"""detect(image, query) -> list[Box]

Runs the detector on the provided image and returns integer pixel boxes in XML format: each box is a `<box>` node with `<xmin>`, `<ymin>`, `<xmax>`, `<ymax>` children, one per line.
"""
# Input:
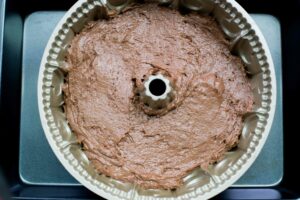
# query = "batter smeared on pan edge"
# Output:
<box><xmin>63</xmin><ymin>3</ymin><xmax>254</xmax><ymax>189</ymax></box>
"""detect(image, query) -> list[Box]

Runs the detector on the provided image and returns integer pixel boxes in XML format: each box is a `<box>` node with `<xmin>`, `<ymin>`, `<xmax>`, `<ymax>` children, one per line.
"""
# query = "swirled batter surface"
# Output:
<box><xmin>64</xmin><ymin>3</ymin><xmax>254</xmax><ymax>189</ymax></box>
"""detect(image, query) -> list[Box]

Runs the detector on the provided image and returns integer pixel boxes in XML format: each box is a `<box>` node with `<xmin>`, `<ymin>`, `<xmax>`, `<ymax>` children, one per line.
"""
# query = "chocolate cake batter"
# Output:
<box><xmin>64</xmin><ymin>4</ymin><xmax>254</xmax><ymax>189</ymax></box>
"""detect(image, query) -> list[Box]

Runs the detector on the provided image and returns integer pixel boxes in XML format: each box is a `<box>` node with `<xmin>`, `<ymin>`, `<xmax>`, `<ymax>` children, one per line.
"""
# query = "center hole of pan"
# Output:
<box><xmin>149</xmin><ymin>78</ymin><xmax>167</xmax><ymax>96</ymax></box>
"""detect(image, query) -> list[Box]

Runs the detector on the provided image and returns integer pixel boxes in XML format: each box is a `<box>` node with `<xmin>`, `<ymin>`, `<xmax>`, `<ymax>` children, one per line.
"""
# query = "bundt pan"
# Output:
<box><xmin>38</xmin><ymin>0</ymin><xmax>276</xmax><ymax>199</ymax></box>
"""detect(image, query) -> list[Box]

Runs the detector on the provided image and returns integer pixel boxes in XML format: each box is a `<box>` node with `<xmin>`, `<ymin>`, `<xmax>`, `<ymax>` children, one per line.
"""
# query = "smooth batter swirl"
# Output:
<box><xmin>64</xmin><ymin>4</ymin><xmax>254</xmax><ymax>189</ymax></box>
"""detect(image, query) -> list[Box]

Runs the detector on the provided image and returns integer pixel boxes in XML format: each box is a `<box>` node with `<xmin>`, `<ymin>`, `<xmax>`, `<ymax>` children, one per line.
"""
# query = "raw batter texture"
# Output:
<box><xmin>64</xmin><ymin>3</ymin><xmax>254</xmax><ymax>189</ymax></box>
